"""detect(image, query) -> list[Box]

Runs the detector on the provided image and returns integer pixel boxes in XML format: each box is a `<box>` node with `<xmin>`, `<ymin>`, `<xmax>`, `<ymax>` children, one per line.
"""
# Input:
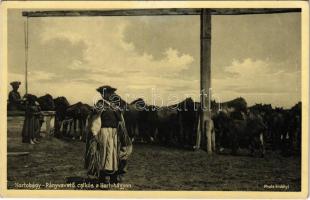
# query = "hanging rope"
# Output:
<box><xmin>24</xmin><ymin>17</ymin><xmax>29</xmax><ymax>95</ymax></box>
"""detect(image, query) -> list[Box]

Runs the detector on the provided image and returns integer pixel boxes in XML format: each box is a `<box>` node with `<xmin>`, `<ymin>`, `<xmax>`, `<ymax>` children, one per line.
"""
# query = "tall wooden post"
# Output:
<box><xmin>24</xmin><ymin>17</ymin><xmax>29</xmax><ymax>94</ymax></box>
<box><xmin>199</xmin><ymin>9</ymin><xmax>212</xmax><ymax>154</ymax></box>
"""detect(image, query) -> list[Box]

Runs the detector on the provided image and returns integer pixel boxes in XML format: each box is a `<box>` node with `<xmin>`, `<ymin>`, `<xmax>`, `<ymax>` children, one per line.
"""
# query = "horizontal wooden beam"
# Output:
<box><xmin>22</xmin><ymin>8</ymin><xmax>301</xmax><ymax>17</ymax></box>
<box><xmin>213</xmin><ymin>8</ymin><xmax>301</xmax><ymax>15</ymax></box>
<box><xmin>22</xmin><ymin>9</ymin><xmax>200</xmax><ymax>17</ymax></box>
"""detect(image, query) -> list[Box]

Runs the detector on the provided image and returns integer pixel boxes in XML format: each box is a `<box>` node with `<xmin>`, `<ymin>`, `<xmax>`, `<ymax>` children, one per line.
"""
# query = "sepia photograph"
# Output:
<box><xmin>0</xmin><ymin>1</ymin><xmax>308</xmax><ymax>198</ymax></box>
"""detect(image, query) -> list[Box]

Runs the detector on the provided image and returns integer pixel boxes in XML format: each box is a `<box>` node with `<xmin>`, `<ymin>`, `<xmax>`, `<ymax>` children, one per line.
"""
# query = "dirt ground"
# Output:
<box><xmin>7</xmin><ymin>117</ymin><xmax>301</xmax><ymax>191</ymax></box>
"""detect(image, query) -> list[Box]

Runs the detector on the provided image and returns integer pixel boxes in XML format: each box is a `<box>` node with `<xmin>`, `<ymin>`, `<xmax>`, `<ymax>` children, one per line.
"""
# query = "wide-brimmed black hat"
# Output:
<box><xmin>96</xmin><ymin>85</ymin><xmax>117</xmax><ymax>94</ymax></box>
<box><xmin>10</xmin><ymin>81</ymin><xmax>21</xmax><ymax>87</ymax></box>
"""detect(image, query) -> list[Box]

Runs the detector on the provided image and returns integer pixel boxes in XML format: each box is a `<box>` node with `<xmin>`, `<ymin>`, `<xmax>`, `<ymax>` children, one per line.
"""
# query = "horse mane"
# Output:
<box><xmin>54</xmin><ymin>96</ymin><xmax>70</xmax><ymax>107</ymax></box>
<box><xmin>68</xmin><ymin>101</ymin><xmax>83</xmax><ymax>109</ymax></box>
<box><xmin>130</xmin><ymin>98</ymin><xmax>145</xmax><ymax>105</ymax></box>
<box><xmin>291</xmin><ymin>102</ymin><xmax>301</xmax><ymax>112</ymax></box>
<box><xmin>24</xmin><ymin>93</ymin><xmax>38</xmax><ymax>103</ymax></box>
<box><xmin>39</xmin><ymin>93</ymin><xmax>53</xmax><ymax>100</ymax></box>
<box><xmin>249</xmin><ymin>103</ymin><xmax>273</xmax><ymax>113</ymax></box>
<box><xmin>165</xmin><ymin>97</ymin><xmax>194</xmax><ymax>111</ymax></box>
<box><xmin>221</xmin><ymin>97</ymin><xmax>247</xmax><ymax>112</ymax></box>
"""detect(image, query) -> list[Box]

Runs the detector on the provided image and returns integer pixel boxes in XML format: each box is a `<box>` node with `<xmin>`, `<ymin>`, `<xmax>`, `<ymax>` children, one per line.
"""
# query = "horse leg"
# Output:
<box><xmin>81</xmin><ymin>118</ymin><xmax>87</xmax><ymax>142</ymax></box>
<box><xmin>73</xmin><ymin>119</ymin><xmax>77</xmax><ymax>139</ymax></box>
<box><xmin>231</xmin><ymin>134</ymin><xmax>239</xmax><ymax>156</ymax></box>
<box><xmin>178</xmin><ymin>115</ymin><xmax>184</xmax><ymax>147</ymax></box>
<box><xmin>260</xmin><ymin>132</ymin><xmax>265</xmax><ymax>158</ymax></box>
<box><xmin>54</xmin><ymin>117</ymin><xmax>60</xmax><ymax>138</ymax></box>
<box><xmin>158</xmin><ymin>126</ymin><xmax>164</xmax><ymax>145</ymax></box>
<box><xmin>135</xmin><ymin>123</ymin><xmax>140</xmax><ymax>141</ymax></box>
<box><xmin>63</xmin><ymin>121</ymin><xmax>69</xmax><ymax>137</ymax></box>
<box><xmin>74</xmin><ymin>118</ymin><xmax>79</xmax><ymax>140</ymax></box>
<box><xmin>149</xmin><ymin>125</ymin><xmax>155</xmax><ymax>143</ymax></box>
<box><xmin>153</xmin><ymin>127</ymin><xmax>159</xmax><ymax>143</ymax></box>
<box><xmin>270</xmin><ymin>131</ymin><xmax>274</xmax><ymax>150</ymax></box>
<box><xmin>211</xmin><ymin>127</ymin><xmax>216</xmax><ymax>152</ymax></box>
<box><xmin>78</xmin><ymin>118</ymin><xmax>83</xmax><ymax>141</ymax></box>
<box><xmin>70</xmin><ymin>120</ymin><xmax>76</xmax><ymax>139</ymax></box>
<box><xmin>130</xmin><ymin>124</ymin><xmax>135</xmax><ymax>140</ymax></box>
<box><xmin>248</xmin><ymin>142</ymin><xmax>255</xmax><ymax>157</ymax></box>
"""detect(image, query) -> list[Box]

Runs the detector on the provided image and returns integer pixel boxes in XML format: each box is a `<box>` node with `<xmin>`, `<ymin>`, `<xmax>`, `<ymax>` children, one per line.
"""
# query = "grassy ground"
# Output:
<box><xmin>7</xmin><ymin>117</ymin><xmax>301</xmax><ymax>191</ymax></box>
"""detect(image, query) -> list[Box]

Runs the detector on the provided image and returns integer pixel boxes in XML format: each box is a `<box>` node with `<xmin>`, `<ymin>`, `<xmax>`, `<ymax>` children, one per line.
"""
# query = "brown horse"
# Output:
<box><xmin>37</xmin><ymin>94</ymin><xmax>55</xmax><ymax>111</ymax></box>
<box><xmin>65</xmin><ymin>102</ymin><xmax>92</xmax><ymax>141</ymax></box>
<box><xmin>54</xmin><ymin>96</ymin><xmax>70</xmax><ymax>138</ymax></box>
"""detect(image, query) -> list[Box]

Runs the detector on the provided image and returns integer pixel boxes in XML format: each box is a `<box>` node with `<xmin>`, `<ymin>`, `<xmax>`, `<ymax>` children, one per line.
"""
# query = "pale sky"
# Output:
<box><xmin>8</xmin><ymin>9</ymin><xmax>301</xmax><ymax>108</ymax></box>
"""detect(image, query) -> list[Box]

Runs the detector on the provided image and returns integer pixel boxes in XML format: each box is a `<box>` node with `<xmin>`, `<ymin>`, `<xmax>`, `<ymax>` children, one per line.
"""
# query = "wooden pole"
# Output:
<box><xmin>200</xmin><ymin>9</ymin><xmax>212</xmax><ymax>154</ymax></box>
<box><xmin>24</xmin><ymin>17</ymin><xmax>29</xmax><ymax>95</ymax></box>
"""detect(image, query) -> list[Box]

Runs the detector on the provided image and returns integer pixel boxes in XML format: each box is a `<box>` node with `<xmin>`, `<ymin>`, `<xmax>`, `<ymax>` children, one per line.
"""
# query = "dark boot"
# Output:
<box><xmin>110</xmin><ymin>174</ymin><xmax>118</xmax><ymax>184</ymax></box>
<box><xmin>99</xmin><ymin>171</ymin><xmax>110</xmax><ymax>184</ymax></box>
<box><xmin>118</xmin><ymin>174</ymin><xmax>124</xmax><ymax>183</ymax></box>
<box><xmin>118</xmin><ymin>160</ymin><xmax>128</xmax><ymax>174</ymax></box>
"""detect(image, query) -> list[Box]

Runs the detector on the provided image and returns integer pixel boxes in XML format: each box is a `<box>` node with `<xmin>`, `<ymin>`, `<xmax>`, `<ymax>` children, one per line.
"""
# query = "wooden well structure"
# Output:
<box><xmin>22</xmin><ymin>8</ymin><xmax>301</xmax><ymax>153</ymax></box>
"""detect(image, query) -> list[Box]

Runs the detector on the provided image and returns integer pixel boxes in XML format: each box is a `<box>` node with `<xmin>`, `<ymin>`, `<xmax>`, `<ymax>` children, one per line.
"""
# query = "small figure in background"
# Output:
<box><xmin>8</xmin><ymin>81</ymin><xmax>24</xmax><ymax>111</ymax></box>
<box><xmin>22</xmin><ymin>94</ymin><xmax>42</xmax><ymax>144</ymax></box>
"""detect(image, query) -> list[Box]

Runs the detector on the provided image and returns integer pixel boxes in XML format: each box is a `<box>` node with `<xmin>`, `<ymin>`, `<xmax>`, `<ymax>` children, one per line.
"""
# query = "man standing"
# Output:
<box><xmin>8</xmin><ymin>81</ymin><xmax>24</xmax><ymax>111</ymax></box>
<box><xmin>86</xmin><ymin>85</ymin><xmax>132</xmax><ymax>184</ymax></box>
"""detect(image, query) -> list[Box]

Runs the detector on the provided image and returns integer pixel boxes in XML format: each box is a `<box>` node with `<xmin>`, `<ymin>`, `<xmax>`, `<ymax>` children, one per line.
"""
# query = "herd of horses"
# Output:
<box><xmin>35</xmin><ymin>93</ymin><xmax>301</xmax><ymax>157</ymax></box>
